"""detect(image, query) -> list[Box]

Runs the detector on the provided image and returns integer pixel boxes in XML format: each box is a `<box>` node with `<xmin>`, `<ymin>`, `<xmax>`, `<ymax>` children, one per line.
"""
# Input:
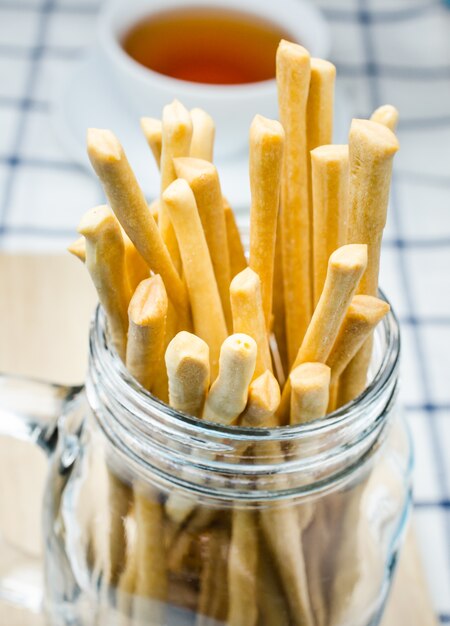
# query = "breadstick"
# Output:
<box><xmin>327</xmin><ymin>295</ymin><xmax>390</xmax><ymax>409</ymax></box>
<box><xmin>276</xmin><ymin>40</ymin><xmax>312</xmax><ymax>365</ymax></box>
<box><xmin>159</xmin><ymin>99</ymin><xmax>193</xmax><ymax>269</ymax></box>
<box><xmin>78</xmin><ymin>205</ymin><xmax>131</xmax><ymax>360</ymax></box>
<box><xmin>260</xmin><ymin>502</ymin><xmax>314</xmax><ymax>626</ymax></box>
<box><xmin>257</xmin><ymin>534</ymin><xmax>291</xmax><ymax>626</ymax></box>
<box><xmin>346</xmin><ymin>119</ymin><xmax>399</xmax><ymax>296</ymax></box>
<box><xmin>164</xmin><ymin>331</ymin><xmax>210</xmax><ymax>524</ymax></box>
<box><xmin>228</xmin><ymin>509</ymin><xmax>258</xmax><ymax>626</ymax></box>
<box><xmin>249</xmin><ymin>114</ymin><xmax>284</xmax><ymax>327</ymax></box>
<box><xmin>230</xmin><ymin>268</ymin><xmax>272</xmax><ymax>378</ymax></box>
<box><xmin>370</xmin><ymin>104</ymin><xmax>399</xmax><ymax>132</ymax></box>
<box><xmin>307</xmin><ymin>58</ymin><xmax>336</xmax><ymax>154</ymax></box>
<box><xmin>197</xmin><ymin>526</ymin><xmax>229</xmax><ymax>626</ymax></box>
<box><xmin>190</xmin><ymin>107</ymin><xmax>215</xmax><ymax>162</ymax></box>
<box><xmin>126</xmin><ymin>275</ymin><xmax>168</xmax><ymax>393</ymax></box>
<box><xmin>338</xmin><ymin>120</ymin><xmax>399</xmax><ymax>404</ymax></box>
<box><xmin>121</xmin><ymin>229</ymin><xmax>150</xmax><ymax>293</ymax></box>
<box><xmin>165</xmin><ymin>331</ymin><xmax>210</xmax><ymax>416</ymax></box>
<box><xmin>272</xmin><ymin>213</ymin><xmax>288</xmax><ymax>379</ymax></box>
<box><xmin>240</xmin><ymin>370</ymin><xmax>280</xmax><ymax>428</ymax></box>
<box><xmin>140</xmin><ymin>117</ymin><xmax>162</xmax><ymax>168</ymax></box>
<box><xmin>67</xmin><ymin>236</ymin><xmax>86</xmax><ymax>262</ymax></box>
<box><xmin>277</xmin><ymin>244</ymin><xmax>367</xmax><ymax>423</ymax></box>
<box><xmin>174</xmin><ymin>157</ymin><xmax>232</xmax><ymax>329</ymax></box>
<box><xmin>107</xmin><ymin>472</ymin><xmax>132</xmax><ymax>585</ymax></box>
<box><xmin>289</xmin><ymin>362</ymin><xmax>330</xmax><ymax>424</ymax></box>
<box><xmin>203</xmin><ymin>334</ymin><xmax>257</xmax><ymax>425</ymax></box>
<box><xmin>162</xmin><ymin>178</ymin><xmax>227</xmax><ymax>376</ymax></box>
<box><xmin>223</xmin><ymin>197</ymin><xmax>247</xmax><ymax>278</ymax></box>
<box><xmin>311</xmin><ymin>145</ymin><xmax>349</xmax><ymax>306</ymax></box>
<box><xmin>133</xmin><ymin>486</ymin><xmax>168</xmax><ymax>619</ymax></box>
<box><xmin>86</xmin><ymin>128</ymin><xmax>190</xmax><ymax>328</ymax></box>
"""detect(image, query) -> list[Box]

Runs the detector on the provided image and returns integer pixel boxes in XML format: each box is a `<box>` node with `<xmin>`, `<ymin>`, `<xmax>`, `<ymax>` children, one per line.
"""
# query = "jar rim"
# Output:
<box><xmin>88</xmin><ymin>288</ymin><xmax>400</xmax><ymax>444</ymax></box>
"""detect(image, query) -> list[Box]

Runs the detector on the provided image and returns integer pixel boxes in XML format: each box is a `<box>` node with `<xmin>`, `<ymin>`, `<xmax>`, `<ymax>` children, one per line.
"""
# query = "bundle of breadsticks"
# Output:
<box><xmin>69</xmin><ymin>38</ymin><xmax>399</xmax><ymax>626</ymax></box>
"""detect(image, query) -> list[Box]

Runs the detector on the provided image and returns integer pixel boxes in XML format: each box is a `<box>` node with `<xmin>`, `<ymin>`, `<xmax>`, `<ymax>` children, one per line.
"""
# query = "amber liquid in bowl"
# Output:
<box><xmin>122</xmin><ymin>8</ymin><xmax>293</xmax><ymax>85</ymax></box>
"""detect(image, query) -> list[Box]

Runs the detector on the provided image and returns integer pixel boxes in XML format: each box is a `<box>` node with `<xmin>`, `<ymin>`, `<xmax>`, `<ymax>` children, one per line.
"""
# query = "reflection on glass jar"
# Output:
<box><xmin>37</xmin><ymin>297</ymin><xmax>412</xmax><ymax>626</ymax></box>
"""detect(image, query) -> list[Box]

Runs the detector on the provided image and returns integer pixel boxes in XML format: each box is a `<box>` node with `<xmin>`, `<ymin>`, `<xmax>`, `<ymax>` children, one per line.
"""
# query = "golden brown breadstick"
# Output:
<box><xmin>78</xmin><ymin>205</ymin><xmax>131</xmax><ymax>360</ymax></box>
<box><xmin>126</xmin><ymin>275</ymin><xmax>168</xmax><ymax>393</ymax></box>
<box><xmin>203</xmin><ymin>334</ymin><xmax>257</xmax><ymax>425</ymax></box>
<box><xmin>327</xmin><ymin>296</ymin><xmax>389</xmax><ymax>412</ymax></box>
<box><xmin>346</xmin><ymin>119</ymin><xmax>399</xmax><ymax>296</ymax></box>
<box><xmin>272</xmin><ymin>213</ymin><xmax>288</xmax><ymax>379</ymax></box>
<box><xmin>197</xmin><ymin>526</ymin><xmax>229</xmax><ymax>625</ymax></box>
<box><xmin>162</xmin><ymin>178</ymin><xmax>227</xmax><ymax>376</ymax></box>
<box><xmin>107</xmin><ymin>472</ymin><xmax>132</xmax><ymax>585</ymax></box>
<box><xmin>257</xmin><ymin>535</ymin><xmax>291</xmax><ymax>626</ymax></box>
<box><xmin>277</xmin><ymin>244</ymin><xmax>367</xmax><ymax>423</ymax></box>
<box><xmin>190</xmin><ymin>107</ymin><xmax>215</xmax><ymax>162</ymax></box>
<box><xmin>165</xmin><ymin>331</ymin><xmax>210</xmax><ymax>416</ymax></box>
<box><xmin>338</xmin><ymin>120</ymin><xmax>399</xmax><ymax>404</ymax></box>
<box><xmin>86</xmin><ymin>128</ymin><xmax>190</xmax><ymax>327</ymax></box>
<box><xmin>311</xmin><ymin>145</ymin><xmax>349</xmax><ymax>306</ymax></box>
<box><xmin>67</xmin><ymin>236</ymin><xmax>86</xmax><ymax>262</ymax></box>
<box><xmin>228</xmin><ymin>509</ymin><xmax>258</xmax><ymax>626</ymax></box>
<box><xmin>370</xmin><ymin>104</ymin><xmax>399</xmax><ymax>132</ymax></box>
<box><xmin>260</xmin><ymin>503</ymin><xmax>314</xmax><ymax>626</ymax></box>
<box><xmin>223</xmin><ymin>197</ymin><xmax>247</xmax><ymax>279</ymax></box>
<box><xmin>68</xmin><ymin>230</ymin><xmax>149</xmax><ymax>295</ymax></box>
<box><xmin>140</xmin><ymin>117</ymin><xmax>162</xmax><ymax>168</ymax></box>
<box><xmin>276</xmin><ymin>40</ymin><xmax>312</xmax><ymax>365</ymax></box>
<box><xmin>307</xmin><ymin>58</ymin><xmax>336</xmax><ymax>154</ymax></box>
<box><xmin>121</xmin><ymin>229</ymin><xmax>150</xmax><ymax>293</ymax></box>
<box><xmin>289</xmin><ymin>362</ymin><xmax>330</xmax><ymax>424</ymax></box>
<box><xmin>327</xmin><ymin>295</ymin><xmax>390</xmax><ymax>384</ymax></box>
<box><xmin>133</xmin><ymin>487</ymin><xmax>168</xmax><ymax>615</ymax></box>
<box><xmin>174</xmin><ymin>156</ymin><xmax>232</xmax><ymax>330</ymax></box>
<box><xmin>240</xmin><ymin>370</ymin><xmax>280</xmax><ymax>428</ymax></box>
<box><xmin>230</xmin><ymin>268</ymin><xmax>272</xmax><ymax>378</ymax></box>
<box><xmin>149</xmin><ymin>197</ymin><xmax>160</xmax><ymax>223</ymax></box>
<box><xmin>164</xmin><ymin>332</ymin><xmax>210</xmax><ymax>524</ymax></box>
<box><xmin>249</xmin><ymin>114</ymin><xmax>284</xmax><ymax>327</ymax></box>
<box><xmin>159</xmin><ymin>100</ymin><xmax>192</xmax><ymax>271</ymax></box>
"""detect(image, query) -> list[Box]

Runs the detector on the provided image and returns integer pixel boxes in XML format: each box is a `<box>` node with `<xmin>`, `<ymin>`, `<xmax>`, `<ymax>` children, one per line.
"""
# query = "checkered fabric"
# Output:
<box><xmin>0</xmin><ymin>0</ymin><xmax>449</xmax><ymax>620</ymax></box>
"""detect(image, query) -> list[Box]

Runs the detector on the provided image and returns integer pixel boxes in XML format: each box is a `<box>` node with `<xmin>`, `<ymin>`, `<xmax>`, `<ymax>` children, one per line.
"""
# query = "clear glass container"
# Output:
<box><xmin>0</xmin><ymin>295</ymin><xmax>412</xmax><ymax>626</ymax></box>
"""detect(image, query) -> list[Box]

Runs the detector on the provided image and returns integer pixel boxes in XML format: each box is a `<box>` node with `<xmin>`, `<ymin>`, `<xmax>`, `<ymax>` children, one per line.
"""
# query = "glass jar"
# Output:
<box><xmin>0</xmin><ymin>294</ymin><xmax>412</xmax><ymax>626</ymax></box>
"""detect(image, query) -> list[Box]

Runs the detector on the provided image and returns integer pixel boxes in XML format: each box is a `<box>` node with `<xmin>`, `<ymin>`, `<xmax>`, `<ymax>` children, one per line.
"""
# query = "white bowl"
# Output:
<box><xmin>98</xmin><ymin>0</ymin><xmax>330</xmax><ymax>157</ymax></box>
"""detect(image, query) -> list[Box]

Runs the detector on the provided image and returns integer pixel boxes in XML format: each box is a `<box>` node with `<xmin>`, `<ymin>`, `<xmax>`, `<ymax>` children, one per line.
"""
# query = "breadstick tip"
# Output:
<box><xmin>277</xmin><ymin>39</ymin><xmax>310</xmax><ymax>64</ymax></box>
<box><xmin>140</xmin><ymin>116</ymin><xmax>162</xmax><ymax>135</ymax></box>
<box><xmin>161</xmin><ymin>177</ymin><xmax>193</xmax><ymax>207</ymax></box>
<box><xmin>290</xmin><ymin>362</ymin><xmax>331</xmax><ymax>393</ymax></box>
<box><xmin>348</xmin><ymin>294</ymin><xmax>390</xmax><ymax>324</ymax></box>
<box><xmin>77</xmin><ymin>204</ymin><xmax>116</xmax><ymax>239</ymax></box>
<box><xmin>128</xmin><ymin>275</ymin><xmax>168</xmax><ymax>326</ymax></box>
<box><xmin>230</xmin><ymin>266</ymin><xmax>259</xmax><ymax>294</ymax></box>
<box><xmin>163</xmin><ymin>99</ymin><xmax>192</xmax><ymax>133</ymax></box>
<box><xmin>370</xmin><ymin>104</ymin><xmax>399</xmax><ymax>132</ymax></box>
<box><xmin>350</xmin><ymin>118</ymin><xmax>399</xmax><ymax>156</ymax></box>
<box><xmin>173</xmin><ymin>155</ymin><xmax>215</xmax><ymax>180</ymax></box>
<box><xmin>246</xmin><ymin>370</ymin><xmax>281</xmax><ymax>419</ymax></box>
<box><xmin>311</xmin><ymin>57</ymin><xmax>336</xmax><ymax>77</ymax></box>
<box><xmin>166</xmin><ymin>330</ymin><xmax>210</xmax><ymax>361</ymax></box>
<box><xmin>310</xmin><ymin>144</ymin><xmax>348</xmax><ymax>163</ymax></box>
<box><xmin>87</xmin><ymin>128</ymin><xmax>122</xmax><ymax>163</ymax></box>
<box><xmin>329</xmin><ymin>243</ymin><xmax>368</xmax><ymax>273</ymax></box>
<box><xmin>250</xmin><ymin>114</ymin><xmax>285</xmax><ymax>145</ymax></box>
<box><xmin>67</xmin><ymin>236</ymin><xmax>86</xmax><ymax>262</ymax></box>
<box><xmin>222</xmin><ymin>333</ymin><xmax>257</xmax><ymax>363</ymax></box>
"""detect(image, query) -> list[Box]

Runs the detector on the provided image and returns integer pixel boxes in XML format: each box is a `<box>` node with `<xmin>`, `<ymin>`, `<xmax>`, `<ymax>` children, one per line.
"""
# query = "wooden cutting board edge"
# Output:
<box><xmin>0</xmin><ymin>253</ymin><xmax>438</xmax><ymax>626</ymax></box>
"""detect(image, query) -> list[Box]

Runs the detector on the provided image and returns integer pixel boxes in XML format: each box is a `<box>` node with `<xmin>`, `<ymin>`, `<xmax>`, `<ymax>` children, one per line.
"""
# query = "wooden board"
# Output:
<box><xmin>0</xmin><ymin>253</ymin><xmax>438</xmax><ymax>626</ymax></box>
